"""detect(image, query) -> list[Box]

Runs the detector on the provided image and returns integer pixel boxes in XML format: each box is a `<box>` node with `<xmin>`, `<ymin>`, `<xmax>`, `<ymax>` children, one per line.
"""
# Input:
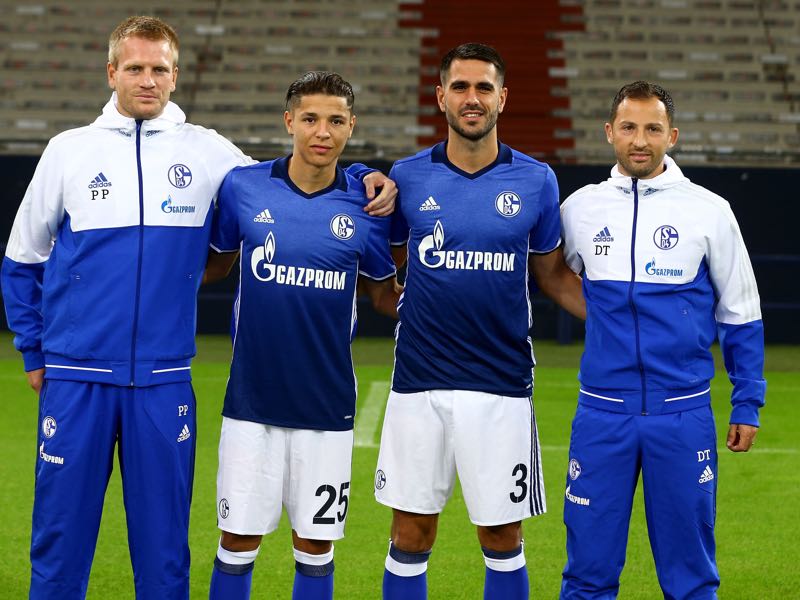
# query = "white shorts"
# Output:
<box><xmin>216</xmin><ymin>417</ymin><xmax>354</xmax><ymax>540</ymax></box>
<box><xmin>375</xmin><ymin>390</ymin><xmax>545</xmax><ymax>526</ymax></box>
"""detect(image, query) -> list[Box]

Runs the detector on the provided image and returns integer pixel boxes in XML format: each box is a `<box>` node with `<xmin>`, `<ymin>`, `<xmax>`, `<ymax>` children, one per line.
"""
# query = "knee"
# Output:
<box><xmin>391</xmin><ymin>510</ymin><xmax>438</xmax><ymax>552</ymax></box>
<box><xmin>292</xmin><ymin>533</ymin><xmax>333</xmax><ymax>556</ymax></box>
<box><xmin>220</xmin><ymin>531</ymin><xmax>262</xmax><ymax>553</ymax></box>
<box><xmin>477</xmin><ymin>522</ymin><xmax>522</xmax><ymax>552</ymax></box>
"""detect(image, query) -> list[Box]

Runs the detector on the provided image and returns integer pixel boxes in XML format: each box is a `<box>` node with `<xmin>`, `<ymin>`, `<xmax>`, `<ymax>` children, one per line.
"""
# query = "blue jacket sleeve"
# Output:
<box><xmin>718</xmin><ymin>321</ymin><xmax>766</xmax><ymax>427</ymax></box>
<box><xmin>707</xmin><ymin>197</ymin><xmax>766</xmax><ymax>427</ymax></box>
<box><xmin>2</xmin><ymin>257</ymin><xmax>46</xmax><ymax>371</ymax></box>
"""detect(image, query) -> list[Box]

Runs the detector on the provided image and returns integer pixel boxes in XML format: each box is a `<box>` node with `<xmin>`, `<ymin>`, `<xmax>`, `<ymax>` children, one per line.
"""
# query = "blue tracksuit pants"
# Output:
<box><xmin>30</xmin><ymin>379</ymin><xmax>197</xmax><ymax>600</ymax></box>
<box><xmin>561</xmin><ymin>404</ymin><xmax>720</xmax><ymax>600</ymax></box>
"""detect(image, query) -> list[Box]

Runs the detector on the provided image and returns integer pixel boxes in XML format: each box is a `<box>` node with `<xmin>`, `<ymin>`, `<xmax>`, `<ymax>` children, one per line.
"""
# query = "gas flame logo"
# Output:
<box><xmin>264</xmin><ymin>231</ymin><xmax>275</xmax><ymax>263</ymax></box>
<box><xmin>418</xmin><ymin>220</ymin><xmax>446</xmax><ymax>268</ymax></box>
<box><xmin>252</xmin><ymin>232</ymin><xmax>277</xmax><ymax>281</ymax></box>
<box><xmin>433</xmin><ymin>220</ymin><xmax>444</xmax><ymax>250</ymax></box>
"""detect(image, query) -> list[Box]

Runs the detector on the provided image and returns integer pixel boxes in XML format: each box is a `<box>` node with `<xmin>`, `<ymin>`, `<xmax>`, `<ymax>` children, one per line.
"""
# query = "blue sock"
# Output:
<box><xmin>292</xmin><ymin>547</ymin><xmax>334</xmax><ymax>600</ymax></box>
<box><xmin>482</xmin><ymin>545</ymin><xmax>528</xmax><ymax>600</ymax></box>
<box><xmin>383</xmin><ymin>541</ymin><xmax>430</xmax><ymax>600</ymax></box>
<box><xmin>209</xmin><ymin>545</ymin><xmax>259</xmax><ymax>600</ymax></box>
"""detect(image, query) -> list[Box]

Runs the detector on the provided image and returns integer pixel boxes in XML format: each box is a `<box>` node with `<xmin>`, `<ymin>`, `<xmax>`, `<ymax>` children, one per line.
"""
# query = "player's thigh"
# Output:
<box><xmin>31</xmin><ymin>380</ymin><xmax>119</xmax><ymax>572</ymax></box>
<box><xmin>375</xmin><ymin>390</ymin><xmax>456</xmax><ymax>515</ymax></box>
<box><xmin>123</xmin><ymin>382</ymin><xmax>197</xmax><ymax>494</ymax></box>
<box><xmin>216</xmin><ymin>417</ymin><xmax>286</xmax><ymax>536</ymax></box>
<box><xmin>562</xmin><ymin>405</ymin><xmax>640</xmax><ymax>544</ymax></box>
<box><xmin>640</xmin><ymin>405</ymin><xmax>718</xmax><ymax>538</ymax></box>
<box><xmin>453</xmin><ymin>391</ymin><xmax>544</xmax><ymax>525</ymax></box>
<box><xmin>35</xmin><ymin>380</ymin><xmax>118</xmax><ymax>495</ymax></box>
<box><xmin>639</xmin><ymin>406</ymin><xmax>719</xmax><ymax>597</ymax></box>
<box><xmin>285</xmin><ymin>428</ymin><xmax>354</xmax><ymax>541</ymax></box>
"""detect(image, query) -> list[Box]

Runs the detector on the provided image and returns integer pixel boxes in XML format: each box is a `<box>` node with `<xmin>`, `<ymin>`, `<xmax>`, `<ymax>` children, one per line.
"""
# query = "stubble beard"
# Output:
<box><xmin>617</xmin><ymin>152</ymin><xmax>663</xmax><ymax>179</ymax></box>
<box><xmin>445</xmin><ymin>106</ymin><xmax>499</xmax><ymax>142</ymax></box>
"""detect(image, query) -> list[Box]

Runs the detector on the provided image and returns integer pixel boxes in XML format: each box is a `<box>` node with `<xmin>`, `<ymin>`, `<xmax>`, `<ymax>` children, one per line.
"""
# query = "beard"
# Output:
<box><xmin>445</xmin><ymin>105</ymin><xmax>499</xmax><ymax>142</ymax></box>
<box><xmin>616</xmin><ymin>152</ymin><xmax>665</xmax><ymax>179</ymax></box>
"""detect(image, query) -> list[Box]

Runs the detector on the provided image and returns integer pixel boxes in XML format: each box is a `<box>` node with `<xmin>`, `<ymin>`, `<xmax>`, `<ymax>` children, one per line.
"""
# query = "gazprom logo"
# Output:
<box><xmin>161</xmin><ymin>196</ymin><xmax>196</xmax><ymax>214</ymax></box>
<box><xmin>645</xmin><ymin>258</ymin><xmax>683</xmax><ymax>277</ymax></box>
<box><xmin>251</xmin><ymin>231</ymin><xmax>346</xmax><ymax>290</ymax></box>
<box><xmin>418</xmin><ymin>220</ymin><xmax>514</xmax><ymax>271</ymax></box>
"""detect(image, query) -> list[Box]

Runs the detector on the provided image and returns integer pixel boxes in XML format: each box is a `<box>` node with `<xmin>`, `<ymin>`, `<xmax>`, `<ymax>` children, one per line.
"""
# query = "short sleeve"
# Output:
<box><xmin>359</xmin><ymin>215</ymin><xmax>396</xmax><ymax>280</ymax></box>
<box><xmin>529</xmin><ymin>166</ymin><xmax>562</xmax><ymax>254</ymax></box>
<box><xmin>210</xmin><ymin>170</ymin><xmax>241</xmax><ymax>252</ymax></box>
<box><xmin>388</xmin><ymin>165</ymin><xmax>409</xmax><ymax>245</ymax></box>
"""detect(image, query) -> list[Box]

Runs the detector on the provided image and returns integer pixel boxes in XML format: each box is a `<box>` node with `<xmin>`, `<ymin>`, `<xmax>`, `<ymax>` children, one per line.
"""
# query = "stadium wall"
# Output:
<box><xmin>0</xmin><ymin>156</ymin><xmax>797</xmax><ymax>343</ymax></box>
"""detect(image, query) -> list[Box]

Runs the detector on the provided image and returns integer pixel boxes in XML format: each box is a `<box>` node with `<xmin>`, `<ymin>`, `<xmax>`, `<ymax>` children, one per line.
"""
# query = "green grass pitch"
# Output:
<box><xmin>0</xmin><ymin>334</ymin><xmax>797</xmax><ymax>598</ymax></box>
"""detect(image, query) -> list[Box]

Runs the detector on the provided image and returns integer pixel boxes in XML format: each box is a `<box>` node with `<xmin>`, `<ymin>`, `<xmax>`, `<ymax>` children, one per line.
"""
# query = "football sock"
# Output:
<box><xmin>383</xmin><ymin>541</ymin><xmax>430</xmax><ymax>600</ymax></box>
<box><xmin>482</xmin><ymin>544</ymin><xmax>528</xmax><ymax>600</ymax></box>
<box><xmin>292</xmin><ymin>547</ymin><xmax>334</xmax><ymax>600</ymax></box>
<box><xmin>209</xmin><ymin>543</ymin><xmax>259</xmax><ymax>600</ymax></box>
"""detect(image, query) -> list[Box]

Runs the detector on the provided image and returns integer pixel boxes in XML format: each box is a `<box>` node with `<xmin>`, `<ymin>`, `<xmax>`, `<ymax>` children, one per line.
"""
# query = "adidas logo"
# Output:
<box><xmin>592</xmin><ymin>226</ymin><xmax>613</xmax><ymax>243</ymax></box>
<box><xmin>698</xmin><ymin>465</ymin><xmax>714</xmax><ymax>484</ymax></box>
<box><xmin>177</xmin><ymin>424</ymin><xmax>191</xmax><ymax>443</ymax></box>
<box><xmin>419</xmin><ymin>196</ymin><xmax>440</xmax><ymax>211</ymax></box>
<box><xmin>88</xmin><ymin>172</ymin><xmax>112</xmax><ymax>189</ymax></box>
<box><xmin>254</xmin><ymin>209</ymin><xmax>275</xmax><ymax>223</ymax></box>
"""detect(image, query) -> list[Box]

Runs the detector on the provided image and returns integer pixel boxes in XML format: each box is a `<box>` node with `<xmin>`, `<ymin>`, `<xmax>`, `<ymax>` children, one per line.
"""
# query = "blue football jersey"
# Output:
<box><xmin>211</xmin><ymin>157</ymin><xmax>395</xmax><ymax>431</ymax></box>
<box><xmin>390</xmin><ymin>142</ymin><xmax>561</xmax><ymax>397</ymax></box>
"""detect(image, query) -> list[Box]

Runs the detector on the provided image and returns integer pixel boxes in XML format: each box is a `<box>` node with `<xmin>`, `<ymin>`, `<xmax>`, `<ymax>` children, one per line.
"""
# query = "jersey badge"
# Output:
<box><xmin>375</xmin><ymin>470</ymin><xmax>386</xmax><ymax>490</ymax></box>
<box><xmin>42</xmin><ymin>416</ymin><xmax>57</xmax><ymax>438</ymax></box>
<box><xmin>419</xmin><ymin>196</ymin><xmax>441</xmax><ymax>211</ymax></box>
<box><xmin>568</xmin><ymin>458</ymin><xmax>582</xmax><ymax>480</ymax></box>
<box><xmin>219</xmin><ymin>498</ymin><xmax>230</xmax><ymax>519</ymax></box>
<box><xmin>495</xmin><ymin>191</ymin><xmax>521</xmax><ymax>217</ymax></box>
<box><xmin>654</xmin><ymin>225</ymin><xmax>679</xmax><ymax>250</ymax></box>
<box><xmin>330</xmin><ymin>214</ymin><xmax>355</xmax><ymax>240</ymax></box>
<box><xmin>254</xmin><ymin>209</ymin><xmax>275</xmax><ymax>223</ymax></box>
<box><xmin>168</xmin><ymin>164</ymin><xmax>193</xmax><ymax>188</ymax></box>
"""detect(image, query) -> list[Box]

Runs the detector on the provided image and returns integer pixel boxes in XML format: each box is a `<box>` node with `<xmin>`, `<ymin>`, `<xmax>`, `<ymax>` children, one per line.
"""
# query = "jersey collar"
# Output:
<box><xmin>431</xmin><ymin>141</ymin><xmax>513</xmax><ymax>179</ymax></box>
<box><xmin>270</xmin><ymin>155</ymin><xmax>348</xmax><ymax>199</ymax></box>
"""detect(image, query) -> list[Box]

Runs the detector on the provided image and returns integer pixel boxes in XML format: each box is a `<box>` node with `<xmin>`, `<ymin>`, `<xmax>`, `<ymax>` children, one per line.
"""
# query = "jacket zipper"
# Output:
<box><xmin>130</xmin><ymin>120</ymin><xmax>145</xmax><ymax>386</ymax></box>
<box><xmin>628</xmin><ymin>178</ymin><xmax>647</xmax><ymax>415</ymax></box>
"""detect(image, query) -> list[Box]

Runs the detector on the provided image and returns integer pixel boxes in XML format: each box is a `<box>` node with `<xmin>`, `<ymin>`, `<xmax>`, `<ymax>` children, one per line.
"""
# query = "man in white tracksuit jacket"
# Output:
<box><xmin>559</xmin><ymin>81</ymin><xmax>765</xmax><ymax>600</ymax></box>
<box><xmin>1</xmin><ymin>16</ymin><xmax>393</xmax><ymax>600</ymax></box>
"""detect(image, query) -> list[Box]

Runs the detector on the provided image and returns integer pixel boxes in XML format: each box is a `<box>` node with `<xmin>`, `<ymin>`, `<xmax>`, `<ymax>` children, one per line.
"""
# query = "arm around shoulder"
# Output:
<box><xmin>202</xmin><ymin>249</ymin><xmax>239</xmax><ymax>284</ymax></box>
<box><xmin>358</xmin><ymin>276</ymin><xmax>403</xmax><ymax>319</ymax></box>
<box><xmin>528</xmin><ymin>247</ymin><xmax>586</xmax><ymax>320</ymax></box>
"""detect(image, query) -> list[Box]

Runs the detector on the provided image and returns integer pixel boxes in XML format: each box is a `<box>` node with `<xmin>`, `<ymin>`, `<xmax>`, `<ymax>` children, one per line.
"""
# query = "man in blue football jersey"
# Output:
<box><xmin>203</xmin><ymin>71</ymin><xmax>401</xmax><ymax>600</ymax></box>
<box><xmin>559</xmin><ymin>81</ymin><xmax>764</xmax><ymax>599</ymax></box>
<box><xmin>374</xmin><ymin>43</ymin><xmax>585</xmax><ymax>600</ymax></box>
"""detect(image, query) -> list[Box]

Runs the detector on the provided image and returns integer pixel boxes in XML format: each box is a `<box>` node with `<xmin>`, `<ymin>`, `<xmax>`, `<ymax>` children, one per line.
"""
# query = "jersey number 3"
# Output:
<box><xmin>509</xmin><ymin>463</ymin><xmax>528</xmax><ymax>503</ymax></box>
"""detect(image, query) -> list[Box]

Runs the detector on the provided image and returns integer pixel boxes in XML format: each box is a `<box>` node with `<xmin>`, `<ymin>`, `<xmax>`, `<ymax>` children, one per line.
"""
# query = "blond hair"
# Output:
<box><xmin>108</xmin><ymin>15</ymin><xmax>179</xmax><ymax>67</ymax></box>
